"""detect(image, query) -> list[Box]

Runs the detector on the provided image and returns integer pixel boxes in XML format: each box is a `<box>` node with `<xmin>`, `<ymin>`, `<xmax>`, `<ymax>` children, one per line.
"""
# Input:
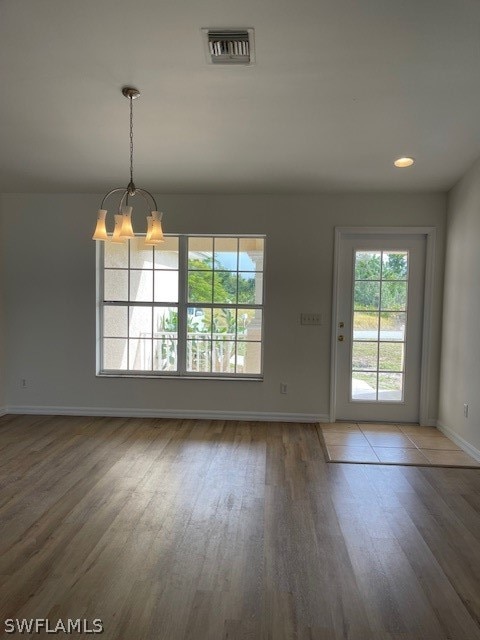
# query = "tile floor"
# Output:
<box><xmin>319</xmin><ymin>422</ymin><xmax>480</xmax><ymax>467</ymax></box>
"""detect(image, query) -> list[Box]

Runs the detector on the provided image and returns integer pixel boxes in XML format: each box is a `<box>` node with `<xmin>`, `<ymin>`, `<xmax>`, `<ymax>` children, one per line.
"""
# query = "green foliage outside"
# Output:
<box><xmin>354</xmin><ymin>252</ymin><xmax>407</xmax><ymax>281</ymax></box>
<box><xmin>187</xmin><ymin>257</ymin><xmax>256</xmax><ymax>336</ymax></box>
<box><xmin>188</xmin><ymin>258</ymin><xmax>255</xmax><ymax>305</ymax></box>
<box><xmin>352</xmin><ymin>341</ymin><xmax>404</xmax><ymax>372</ymax></box>
<box><xmin>354</xmin><ymin>252</ymin><xmax>408</xmax><ymax>329</ymax></box>
<box><xmin>352</xmin><ymin>253</ymin><xmax>407</xmax><ymax>391</ymax></box>
<box><xmin>153</xmin><ymin>255</ymin><xmax>258</xmax><ymax>371</ymax></box>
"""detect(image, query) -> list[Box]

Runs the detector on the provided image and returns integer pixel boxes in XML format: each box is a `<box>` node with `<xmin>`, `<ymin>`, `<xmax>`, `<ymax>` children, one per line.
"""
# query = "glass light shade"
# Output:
<box><xmin>111</xmin><ymin>214</ymin><xmax>127</xmax><ymax>243</ymax></box>
<box><xmin>144</xmin><ymin>211</ymin><xmax>164</xmax><ymax>245</ymax></box>
<box><xmin>394</xmin><ymin>157</ymin><xmax>415</xmax><ymax>168</ymax></box>
<box><xmin>119</xmin><ymin>206</ymin><xmax>135</xmax><ymax>239</ymax></box>
<box><xmin>92</xmin><ymin>209</ymin><xmax>108</xmax><ymax>241</ymax></box>
<box><xmin>144</xmin><ymin>216</ymin><xmax>154</xmax><ymax>243</ymax></box>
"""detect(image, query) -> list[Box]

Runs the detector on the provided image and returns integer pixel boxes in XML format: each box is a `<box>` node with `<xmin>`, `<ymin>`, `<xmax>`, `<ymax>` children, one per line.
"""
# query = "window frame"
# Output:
<box><xmin>96</xmin><ymin>234</ymin><xmax>265</xmax><ymax>380</ymax></box>
<box><xmin>350</xmin><ymin>249</ymin><xmax>409</xmax><ymax>403</ymax></box>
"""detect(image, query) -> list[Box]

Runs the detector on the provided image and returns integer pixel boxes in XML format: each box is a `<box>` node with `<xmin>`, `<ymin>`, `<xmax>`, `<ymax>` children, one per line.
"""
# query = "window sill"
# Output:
<box><xmin>96</xmin><ymin>372</ymin><xmax>263</xmax><ymax>382</ymax></box>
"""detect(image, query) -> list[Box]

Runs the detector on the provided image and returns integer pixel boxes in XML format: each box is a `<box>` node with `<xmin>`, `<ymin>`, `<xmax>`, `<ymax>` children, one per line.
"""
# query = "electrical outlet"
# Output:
<box><xmin>280</xmin><ymin>382</ymin><xmax>288</xmax><ymax>395</ymax></box>
<box><xmin>464</xmin><ymin>403</ymin><xmax>469</xmax><ymax>418</ymax></box>
<box><xmin>21</xmin><ymin>378</ymin><xmax>27</xmax><ymax>388</ymax></box>
<box><xmin>300</xmin><ymin>313</ymin><xmax>322</xmax><ymax>326</ymax></box>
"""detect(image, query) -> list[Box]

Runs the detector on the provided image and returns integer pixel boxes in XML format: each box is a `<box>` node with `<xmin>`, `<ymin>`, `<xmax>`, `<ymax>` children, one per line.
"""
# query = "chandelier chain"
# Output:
<box><xmin>129</xmin><ymin>96</ymin><xmax>134</xmax><ymax>185</ymax></box>
<box><xmin>95</xmin><ymin>86</ymin><xmax>159</xmax><ymax>225</ymax></box>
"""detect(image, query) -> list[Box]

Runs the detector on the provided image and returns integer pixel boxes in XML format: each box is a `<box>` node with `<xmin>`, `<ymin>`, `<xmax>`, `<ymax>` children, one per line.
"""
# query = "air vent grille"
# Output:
<box><xmin>202</xmin><ymin>28</ymin><xmax>255</xmax><ymax>65</ymax></box>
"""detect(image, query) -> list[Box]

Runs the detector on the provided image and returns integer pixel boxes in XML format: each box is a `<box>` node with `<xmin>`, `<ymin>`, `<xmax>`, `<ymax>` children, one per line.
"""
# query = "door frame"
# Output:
<box><xmin>330</xmin><ymin>227</ymin><xmax>437</xmax><ymax>425</ymax></box>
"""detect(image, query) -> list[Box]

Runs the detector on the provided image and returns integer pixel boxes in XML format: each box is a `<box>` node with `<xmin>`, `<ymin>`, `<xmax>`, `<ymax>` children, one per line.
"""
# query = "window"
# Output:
<box><xmin>99</xmin><ymin>235</ymin><xmax>265</xmax><ymax>378</ymax></box>
<box><xmin>351</xmin><ymin>250</ymin><xmax>408</xmax><ymax>401</ymax></box>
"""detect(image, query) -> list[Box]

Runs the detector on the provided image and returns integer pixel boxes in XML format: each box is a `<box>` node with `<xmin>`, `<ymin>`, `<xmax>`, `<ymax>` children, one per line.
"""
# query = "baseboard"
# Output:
<box><xmin>0</xmin><ymin>406</ymin><xmax>7</xmax><ymax>417</ymax></box>
<box><xmin>5</xmin><ymin>405</ymin><xmax>329</xmax><ymax>424</ymax></box>
<box><xmin>437</xmin><ymin>420</ymin><xmax>480</xmax><ymax>462</ymax></box>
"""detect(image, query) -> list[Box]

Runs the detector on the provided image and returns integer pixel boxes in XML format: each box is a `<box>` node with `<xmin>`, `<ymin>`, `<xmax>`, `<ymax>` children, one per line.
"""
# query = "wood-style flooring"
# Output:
<box><xmin>0</xmin><ymin>414</ymin><xmax>479</xmax><ymax>639</ymax></box>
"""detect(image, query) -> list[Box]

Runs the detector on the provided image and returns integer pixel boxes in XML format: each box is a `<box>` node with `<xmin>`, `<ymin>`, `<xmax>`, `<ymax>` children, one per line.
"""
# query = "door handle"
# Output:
<box><xmin>338</xmin><ymin>335</ymin><xmax>344</xmax><ymax>342</ymax></box>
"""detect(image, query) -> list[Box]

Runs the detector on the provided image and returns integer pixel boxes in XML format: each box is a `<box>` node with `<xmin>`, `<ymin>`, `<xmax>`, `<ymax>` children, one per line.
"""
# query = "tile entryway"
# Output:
<box><xmin>319</xmin><ymin>423</ymin><xmax>480</xmax><ymax>467</ymax></box>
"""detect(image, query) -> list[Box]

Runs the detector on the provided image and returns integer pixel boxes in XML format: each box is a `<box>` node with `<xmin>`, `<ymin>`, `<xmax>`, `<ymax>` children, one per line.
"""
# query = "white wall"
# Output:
<box><xmin>438</xmin><ymin>159</ymin><xmax>480</xmax><ymax>453</ymax></box>
<box><xmin>1</xmin><ymin>192</ymin><xmax>445</xmax><ymax>421</ymax></box>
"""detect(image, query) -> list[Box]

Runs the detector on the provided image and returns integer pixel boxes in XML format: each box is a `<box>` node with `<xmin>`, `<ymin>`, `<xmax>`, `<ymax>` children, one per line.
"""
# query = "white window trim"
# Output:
<box><xmin>96</xmin><ymin>234</ymin><xmax>265</xmax><ymax>380</ymax></box>
<box><xmin>330</xmin><ymin>226</ymin><xmax>437</xmax><ymax>425</ymax></box>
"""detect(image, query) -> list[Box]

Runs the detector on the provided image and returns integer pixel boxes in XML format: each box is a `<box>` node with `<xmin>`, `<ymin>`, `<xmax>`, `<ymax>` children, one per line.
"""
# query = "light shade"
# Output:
<box><xmin>144</xmin><ymin>211</ymin><xmax>165</xmax><ymax>245</ymax></box>
<box><xmin>111</xmin><ymin>214</ymin><xmax>127</xmax><ymax>243</ymax></box>
<box><xmin>119</xmin><ymin>206</ymin><xmax>135</xmax><ymax>239</ymax></box>
<box><xmin>92</xmin><ymin>209</ymin><xmax>108</xmax><ymax>241</ymax></box>
<box><xmin>394</xmin><ymin>157</ymin><xmax>415</xmax><ymax>168</ymax></box>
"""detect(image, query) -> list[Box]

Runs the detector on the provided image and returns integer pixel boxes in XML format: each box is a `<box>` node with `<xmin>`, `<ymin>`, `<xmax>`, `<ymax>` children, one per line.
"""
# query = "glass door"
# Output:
<box><xmin>351</xmin><ymin>249</ymin><xmax>408</xmax><ymax>402</ymax></box>
<box><xmin>335</xmin><ymin>233</ymin><xmax>426</xmax><ymax>423</ymax></box>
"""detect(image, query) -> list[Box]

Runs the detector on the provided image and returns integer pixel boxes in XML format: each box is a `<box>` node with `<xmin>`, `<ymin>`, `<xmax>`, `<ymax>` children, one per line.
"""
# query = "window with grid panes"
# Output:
<box><xmin>99</xmin><ymin>235</ymin><xmax>264</xmax><ymax>377</ymax></box>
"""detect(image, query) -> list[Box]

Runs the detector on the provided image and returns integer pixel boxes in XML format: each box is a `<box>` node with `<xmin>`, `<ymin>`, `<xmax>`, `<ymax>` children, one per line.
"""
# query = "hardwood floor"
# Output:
<box><xmin>0</xmin><ymin>415</ymin><xmax>479</xmax><ymax>639</ymax></box>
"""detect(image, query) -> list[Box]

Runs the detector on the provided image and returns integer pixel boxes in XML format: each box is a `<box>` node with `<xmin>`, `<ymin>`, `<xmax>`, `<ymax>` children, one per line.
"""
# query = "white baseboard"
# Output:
<box><xmin>5</xmin><ymin>405</ymin><xmax>329</xmax><ymax>424</ymax></box>
<box><xmin>437</xmin><ymin>420</ymin><xmax>480</xmax><ymax>462</ymax></box>
<box><xmin>0</xmin><ymin>406</ymin><xmax>7</xmax><ymax>417</ymax></box>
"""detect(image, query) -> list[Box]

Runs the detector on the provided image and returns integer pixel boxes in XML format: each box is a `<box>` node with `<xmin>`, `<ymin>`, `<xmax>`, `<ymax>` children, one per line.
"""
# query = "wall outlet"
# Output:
<box><xmin>280</xmin><ymin>382</ymin><xmax>288</xmax><ymax>395</ymax></box>
<box><xmin>21</xmin><ymin>378</ymin><xmax>27</xmax><ymax>388</ymax></box>
<box><xmin>464</xmin><ymin>403</ymin><xmax>469</xmax><ymax>418</ymax></box>
<box><xmin>300</xmin><ymin>313</ymin><xmax>322</xmax><ymax>326</ymax></box>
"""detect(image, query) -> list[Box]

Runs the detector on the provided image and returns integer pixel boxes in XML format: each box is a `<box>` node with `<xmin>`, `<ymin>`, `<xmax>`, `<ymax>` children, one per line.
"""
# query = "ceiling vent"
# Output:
<box><xmin>201</xmin><ymin>28</ymin><xmax>255</xmax><ymax>65</ymax></box>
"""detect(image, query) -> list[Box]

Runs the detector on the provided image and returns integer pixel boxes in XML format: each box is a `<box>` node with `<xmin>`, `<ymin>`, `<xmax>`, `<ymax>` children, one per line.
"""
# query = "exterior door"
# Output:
<box><xmin>334</xmin><ymin>232</ymin><xmax>426</xmax><ymax>423</ymax></box>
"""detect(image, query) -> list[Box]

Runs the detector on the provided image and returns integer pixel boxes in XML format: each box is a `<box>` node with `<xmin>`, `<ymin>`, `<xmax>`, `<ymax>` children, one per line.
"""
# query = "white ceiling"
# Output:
<box><xmin>1</xmin><ymin>0</ymin><xmax>480</xmax><ymax>193</ymax></box>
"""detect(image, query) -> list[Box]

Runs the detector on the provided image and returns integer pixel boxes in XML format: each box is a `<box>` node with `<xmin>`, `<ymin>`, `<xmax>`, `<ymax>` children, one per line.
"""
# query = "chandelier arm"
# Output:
<box><xmin>136</xmin><ymin>188</ymin><xmax>158</xmax><ymax>212</ymax></box>
<box><xmin>100</xmin><ymin>188</ymin><xmax>129</xmax><ymax>210</ymax></box>
<box><xmin>118</xmin><ymin>189</ymin><xmax>129</xmax><ymax>213</ymax></box>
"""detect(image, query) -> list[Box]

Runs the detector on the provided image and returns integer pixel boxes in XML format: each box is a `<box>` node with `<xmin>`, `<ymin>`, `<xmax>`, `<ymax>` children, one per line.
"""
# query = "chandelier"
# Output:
<box><xmin>92</xmin><ymin>87</ymin><xmax>164</xmax><ymax>245</ymax></box>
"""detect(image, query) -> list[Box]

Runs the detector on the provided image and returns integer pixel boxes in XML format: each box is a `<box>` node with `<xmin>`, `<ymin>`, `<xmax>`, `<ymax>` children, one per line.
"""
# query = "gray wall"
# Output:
<box><xmin>439</xmin><ymin>160</ymin><xmax>480</xmax><ymax>451</ymax></box>
<box><xmin>0</xmin><ymin>192</ymin><xmax>445</xmax><ymax>421</ymax></box>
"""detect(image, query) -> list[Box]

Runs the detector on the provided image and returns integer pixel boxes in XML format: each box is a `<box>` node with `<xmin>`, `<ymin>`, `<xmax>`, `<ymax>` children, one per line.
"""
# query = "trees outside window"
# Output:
<box><xmin>99</xmin><ymin>235</ymin><xmax>265</xmax><ymax>377</ymax></box>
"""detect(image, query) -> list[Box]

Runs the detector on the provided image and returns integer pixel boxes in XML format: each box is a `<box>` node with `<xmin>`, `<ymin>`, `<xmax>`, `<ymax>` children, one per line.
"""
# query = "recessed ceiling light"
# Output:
<box><xmin>394</xmin><ymin>157</ymin><xmax>415</xmax><ymax>168</ymax></box>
